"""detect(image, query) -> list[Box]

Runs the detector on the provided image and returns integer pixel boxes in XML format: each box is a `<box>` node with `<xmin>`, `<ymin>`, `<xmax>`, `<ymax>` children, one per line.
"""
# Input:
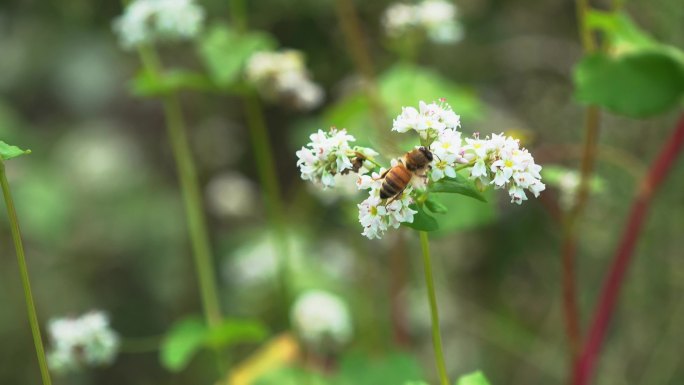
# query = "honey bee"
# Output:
<box><xmin>379</xmin><ymin>146</ymin><xmax>433</xmax><ymax>203</ymax></box>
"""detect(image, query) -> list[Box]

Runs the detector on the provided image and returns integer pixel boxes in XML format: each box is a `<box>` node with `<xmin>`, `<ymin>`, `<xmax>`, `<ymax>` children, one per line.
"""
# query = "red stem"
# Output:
<box><xmin>573</xmin><ymin>113</ymin><xmax>684</xmax><ymax>385</ymax></box>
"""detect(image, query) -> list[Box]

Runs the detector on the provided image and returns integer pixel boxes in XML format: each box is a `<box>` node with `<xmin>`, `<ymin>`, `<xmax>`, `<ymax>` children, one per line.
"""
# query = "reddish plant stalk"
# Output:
<box><xmin>562</xmin><ymin>106</ymin><xmax>601</xmax><ymax>361</ymax></box>
<box><xmin>573</xmin><ymin>114</ymin><xmax>684</xmax><ymax>385</ymax></box>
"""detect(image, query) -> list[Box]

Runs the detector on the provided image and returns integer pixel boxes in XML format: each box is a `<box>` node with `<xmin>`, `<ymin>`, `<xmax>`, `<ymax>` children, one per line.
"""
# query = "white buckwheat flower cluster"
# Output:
<box><xmin>356</xmin><ymin>166</ymin><xmax>418</xmax><ymax>239</ymax></box>
<box><xmin>382</xmin><ymin>0</ymin><xmax>464</xmax><ymax>44</ymax></box>
<box><xmin>47</xmin><ymin>311</ymin><xmax>120</xmax><ymax>374</ymax></box>
<box><xmin>392</xmin><ymin>100</ymin><xmax>467</xmax><ymax>183</ymax></box>
<box><xmin>291</xmin><ymin>290</ymin><xmax>353</xmax><ymax>349</ymax></box>
<box><xmin>463</xmin><ymin>133</ymin><xmax>546</xmax><ymax>204</ymax></box>
<box><xmin>246</xmin><ymin>50</ymin><xmax>324</xmax><ymax>110</ymax></box>
<box><xmin>296</xmin><ymin>128</ymin><xmax>378</xmax><ymax>188</ymax></box>
<box><xmin>113</xmin><ymin>0</ymin><xmax>205</xmax><ymax>49</ymax></box>
<box><xmin>297</xmin><ymin>99</ymin><xmax>545</xmax><ymax>240</ymax></box>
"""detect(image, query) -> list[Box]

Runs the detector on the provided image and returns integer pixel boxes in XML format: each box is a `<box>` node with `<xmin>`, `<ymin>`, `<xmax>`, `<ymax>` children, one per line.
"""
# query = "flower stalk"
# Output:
<box><xmin>419</xmin><ymin>231</ymin><xmax>450</xmax><ymax>385</ymax></box>
<box><xmin>573</xmin><ymin>114</ymin><xmax>684</xmax><ymax>385</ymax></box>
<box><xmin>136</xmin><ymin>45</ymin><xmax>223</xmax><ymax>329</ymax></box>
<box><xmin>0</xmin><ymin>160</ymin><xmax>53</xmax><ymax>385</ymax></box>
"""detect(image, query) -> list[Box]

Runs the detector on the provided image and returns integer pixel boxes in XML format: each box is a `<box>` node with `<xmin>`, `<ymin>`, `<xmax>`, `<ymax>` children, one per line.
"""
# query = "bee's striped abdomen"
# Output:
<box><xmin>380</xmin><ymin>164</ymin><xmax>412</xmax><ymax>199</ymax></box>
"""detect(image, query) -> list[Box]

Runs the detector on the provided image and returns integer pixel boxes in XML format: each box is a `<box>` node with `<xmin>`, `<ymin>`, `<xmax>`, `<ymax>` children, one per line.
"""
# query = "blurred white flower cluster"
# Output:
<box><xmin>246</xmin><ymin>50</ymin><xmax>324</xmax><ymax>110</ymax></box>
<box><xmin>296</xmin><ymin>128</ymin><xmax>379</xmax><ymax>188</ymax></box>
<box><xmin>463</xmin><ymin>133</ymin><xmax>545</xmax><ymax>204</ymax></box>
<box><xmin>382</xmin><ymin>0</ymin><xmax>464</xmax><ymax>44</ymax></box>
<box><xmin>290</xmin><ymin>290</ymin><xmax>353</xmax><ymax>349</ymax></box>
<box><xmin>47</xmin><ymin>311</ymin><xmax>119</xmax><ymax>374</ymax></box>
<box><xmin>113</xmin><ymin>0</ymin><xmax>205</xmax><ymax>49</ymax></box>
<box><xmin>356</xmin><ymin>167</ymin><xmax>417</xmax><ymax>239</ymax></box>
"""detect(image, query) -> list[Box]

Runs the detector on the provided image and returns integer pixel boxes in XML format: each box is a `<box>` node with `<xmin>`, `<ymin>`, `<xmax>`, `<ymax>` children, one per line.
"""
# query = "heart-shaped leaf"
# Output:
<box><xmin>425</xmin><ymin>196</ymin><xmax>448</xmax><ymax>214</ymax></box>
<box><xmin>574</xmin><ymin>51</ymin><xmax>684</xmax><ymax>117</ymax></box>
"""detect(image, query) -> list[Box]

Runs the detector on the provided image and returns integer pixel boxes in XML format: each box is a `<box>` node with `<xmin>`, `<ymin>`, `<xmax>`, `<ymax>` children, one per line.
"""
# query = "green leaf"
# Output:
<box><xmin>425</xmin><ymin>196</ymin><xmax>448</xmax><ymax>214</ymax></box>
<box><xmin>403</xmin><ymin>204</ymin><xmax>439</xmax><ymax>232</ymax></box>
<box><xmin>131</xmin><ymin>69</ymin><xmax>214</xmax><ymax>97</ymax></box>
<box><xmin>456</xmin><ymin>371</ymin><xmax>491</xmax><ymax>385</ymax></box>
<box><xmin>0</xmin><ymin>141</ymin><xmax>31</xmax><ymax>161</ymax></box>
<box><xmin>337</xmin><ymin>351</ymin><xmax>424</xmax><ymax>385</ymax></box>
<box><xmin>430</xmin><ymin>174</ymin><xmax>487</xmax><ymax>202</ymax></box>
<box><xmin>323</xmin><ymin>64</ymin><xmax>483</xmax><ymax>150</ymax></box>
<box><xmin>160</xmin><ymin>316</ymin><xmax>270</xmax><ymax>372</ymax></box>
<box><xmin>204</xmin><ymin>318</ymin><xmax>268</xmax><ymax>349</ymax></box>
<box><xmin>574</xmin><ymin>11</ymin><xmax>684</xmax><ymax>117</ymax></box>
<box><xmin>379</xmin><ymin>64</ymin><xmax>483</xmax><ymax>121</ymax></box>
<box><xmin>405</xmin><ymin>382</ymin><xmax>430</xmax><ymax>385</ymax></box>
<box><xmin>160</xmin><ymin>317</ymin><xmax>208</xmax><ymax>372</ymax></box>
<box><xmin>574</xmin><ymin>51</ymin><xmax>684</xmax><ymax>117</ymax></box>
<box><xmin>431</xmin><ymin>191</ymin><xmax>496</xmax><ymax>235</ymax></box>
<box><xmin>198</xmin><ymin>24</ymin><xmax>276</xmax><ymax>88</ymax></box>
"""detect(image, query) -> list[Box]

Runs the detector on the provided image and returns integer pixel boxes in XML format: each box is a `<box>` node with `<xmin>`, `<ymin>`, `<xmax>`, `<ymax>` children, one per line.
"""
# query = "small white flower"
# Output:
<box><xmin>246</xmin><ymin>49</ymin><xmax>324</xmax><ymax>110</ymax></box>
<box><xmin>47</xmin><ymin>311</ymin><xmax>119</xmax><ymax>374</ymax></box>
<box><xmin>291</xmin><ymin>290</ymin><xmax>353</xmax><ymax>348</ymax></box>
<box><xmin>113</xmin><ymin>0</ymin><xmax>205</xmax><ymax>49</ymax></box>
<box><xmin>205</xmin><ymin>172</ymin><xmax>258</xmax><ymax>218</ymax></box>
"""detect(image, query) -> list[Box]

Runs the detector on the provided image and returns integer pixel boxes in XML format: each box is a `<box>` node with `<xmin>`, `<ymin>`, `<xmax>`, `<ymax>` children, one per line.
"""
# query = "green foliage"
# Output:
<box><xmin>430</xmin><ymin>174</ymin><xmax>486</xmax><ymax>202</ymax></box>
<box><xmin>336</xmin><ymin>351</ymin><xmax>424</xmax><ymax>385</ymax></box>
<box><xmin>0</xmin><ymin>141</ymin><xmax>30</xmax><ymax>161</ymax></box>
<box><xmin>425</xmin><ymin>196</ymin><xmax>448</xmax><ymax>214</ymax></box>
<box><xmin>432</xmin><ymin>192</ymin><xmax>496</xmax><ymax>236</ymax></box>
<box><xmin>254</xmin><ymin>351</ymin><xmax>423</xmax><ymax>385</ymax></box>
<box><xmin>204</xmin><ymin>318</ymin><xmax>268</xmax><ymax>349</ymax></box>
<box><xmin>131</xmin><ymin>69</ymin><xmax>214</xmax><ymax>97</ymax></box>
<box><xmin>324</xmin><ymin>64</ymin><xmax>482</xmax><ymax>145</ymax></box>
<box><xmin>455</xmin><ymin>371</ymin><xmax>491</xmax><ymax>385</ymax></box>
<box><xmin>198</xmin><ymin>24</ymin><xmax>276</xmax><ymax>88</ymax></box>
<box><xmin>379</xmin><ymin>64</ymin><xmax>482</xmax><ymax>120</ymax></box>
<box><xmin>404</xmin><ymin>203</ymin><xmax>439</xmax><ymax>231</ymax></box>
<box><xmin>574</xmin><ymin>52</ymin><xmax>684</xmax><ymax>117</ymax></box>
<box><xmin>160</xmin><ymin>317</ymin><xmax>207</xmax><ymax>372</ymax></box>
<box><xmin>541</xmin><ymin>165</ymin><xmax>604</xmax><ymax>192</ymax></box>
<box><xmin>573</xmin><ymin>11</ymin><xmax>684</xmax><ymax>117</ymax></box>
<box><xmin>160</xmin><ymin>316</ymin><xmax>267</xmax><ymax>372</ymax></box>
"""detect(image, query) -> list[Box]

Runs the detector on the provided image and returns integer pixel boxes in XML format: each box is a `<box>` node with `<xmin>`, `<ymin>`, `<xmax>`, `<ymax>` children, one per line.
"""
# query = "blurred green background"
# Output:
<box><xmin>1</xmin><ymin>0</ymin><xmax>683</xmax><ymax>384</ymax></box>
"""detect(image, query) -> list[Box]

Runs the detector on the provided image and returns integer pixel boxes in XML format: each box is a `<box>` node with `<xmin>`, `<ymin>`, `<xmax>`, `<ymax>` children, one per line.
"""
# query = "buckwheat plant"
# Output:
<box><xmin>246</xmin><ymin>49</ymin><xmax>324</xmax><ymax>110</ymax></box>
<box><xmin>47</xmin><ymin>311</ymin><xmax>120</xmax><ymax>374</ymax></box>
<box><xmin>296</xmin><ymin>99</ymin><xmax>545</xmax><ymax>384</ymax></box>
<box><xmin>113</xmin><ymin>0</ymin><xmax>205</xmax><ymax>49</ymax></box>
<box><xmin>382</xmin><ymin>0</ymin><xmax>464</xmax><ymax>44</ymax></box>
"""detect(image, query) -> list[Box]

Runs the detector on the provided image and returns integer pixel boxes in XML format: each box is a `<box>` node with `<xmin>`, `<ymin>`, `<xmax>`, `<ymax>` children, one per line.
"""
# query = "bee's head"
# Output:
<box><xmin>418</xmin><ymin>146</ymin><xmax>433</xmax><ymax>162</ymax></box>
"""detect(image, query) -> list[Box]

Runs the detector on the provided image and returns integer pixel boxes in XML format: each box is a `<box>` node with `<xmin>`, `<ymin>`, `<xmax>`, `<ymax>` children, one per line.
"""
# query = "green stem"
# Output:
<box><xmin>137</xmin><ymin>46</ymin><xmax>223</xmax><ymax>329</ymax></box>
<box><xmin>243</xmin><ymin>92</ymin><xmax>291</xmax><ymax>303</ymax></box>
<box><xmin>162</xmin><ymin>93</ymin><xmax>223</xmax><ymax>328</ymax></box>
<box><xmin>229</xmin><ymin>0</ymin><xmax>292</xmax><ymax>309</ymax></box>
<box><xmin>419</xmin><ymin>231</ymin><xmax>450</xmax><ymax>385</ymax></box>
<box><xmin>0</xmin><ymin>160</ymin><xmax>53</xmax><ymax>385</ymax></box>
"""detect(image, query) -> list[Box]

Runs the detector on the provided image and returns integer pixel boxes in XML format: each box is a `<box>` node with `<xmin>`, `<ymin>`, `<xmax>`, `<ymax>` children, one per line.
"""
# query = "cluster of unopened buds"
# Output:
<box><xmin>246</xmin><ymin>49</ymin><xmax>324</xmax><ymax>110</ymax></box>
<box><xmin>297</xmin><ymin>99</ymin><xmax>545</xmax><ymax>239</ymax></box>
